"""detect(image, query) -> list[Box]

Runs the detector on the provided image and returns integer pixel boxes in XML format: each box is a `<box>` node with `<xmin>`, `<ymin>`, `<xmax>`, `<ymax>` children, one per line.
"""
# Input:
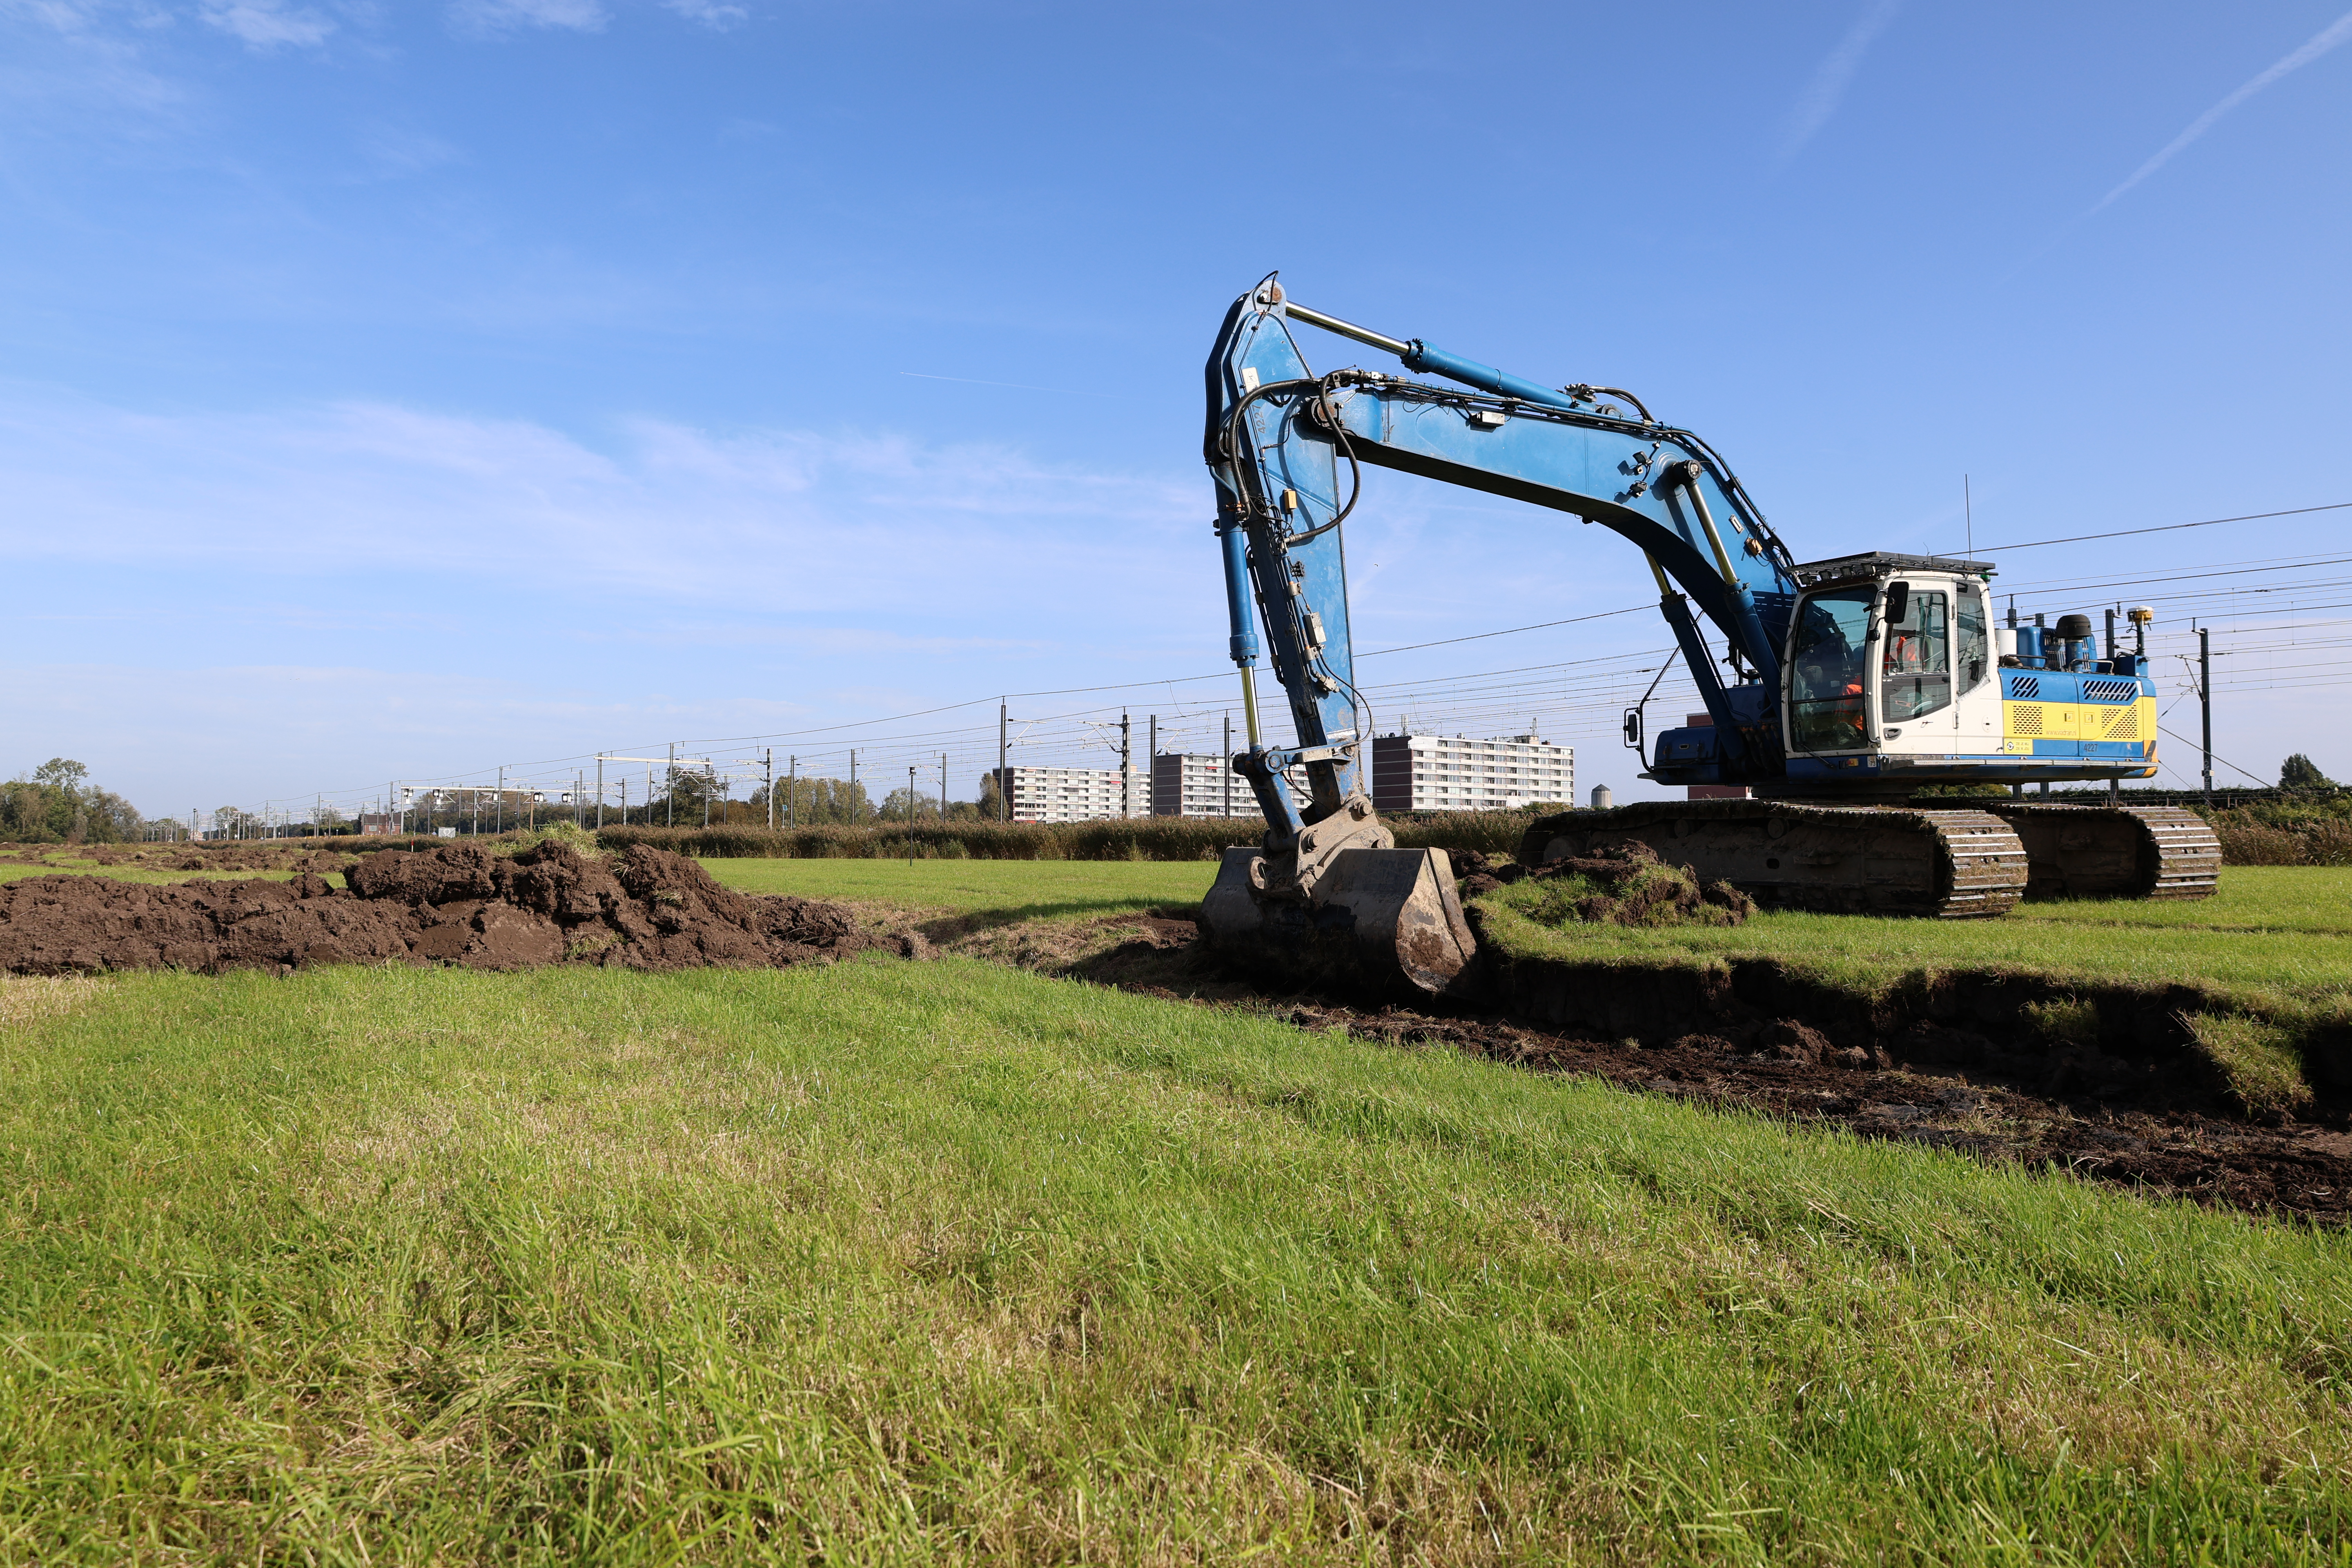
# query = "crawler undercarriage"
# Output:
<box><xmin>1519</xmin><ymin>800</ymin><xmax>2220</xmax><ymax>918</ymax></box>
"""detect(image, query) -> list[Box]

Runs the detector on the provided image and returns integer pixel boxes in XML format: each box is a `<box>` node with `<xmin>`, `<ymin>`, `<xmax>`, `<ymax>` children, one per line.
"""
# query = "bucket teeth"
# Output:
<box><xmin>1202</xmin><ymin>846</ymin><xmax>1477</xmax><ymax>998</ymax></box>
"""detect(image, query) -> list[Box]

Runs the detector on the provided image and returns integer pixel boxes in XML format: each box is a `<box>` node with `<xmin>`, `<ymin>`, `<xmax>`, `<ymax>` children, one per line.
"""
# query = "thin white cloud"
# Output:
<box><xmin>448</xmin><ymin>0</ymin><xmax>603</xmax><ymax>34</ymax></box>
<box><xmin>356</xmin><ymin>123</ymin><xmax>464</xmax><ymax>178</ymax></box>
<box><xmin>2089</xmin><ymin>7</ymin><xmax>2352</xmax><ymax>214</ymax></box>
<box><xmin>198</xmin><ymin>0</ymin><xmax>331</xmax><ymax>47</ymax></box>
<box><xmin>1778</xmin><ymin>0</ymin><xmax>1902</xmax><ymax>165</ymax></box>
<box><xmin>663</xmin><ymin>0</ymin><xmax>744</xmax><ymax>26</ymax></box>
<box><xmin>0</xmin><ymin>0</ymin><xmax>157</xmax><ymax>33</ymax></box>
<box><xmin>0</xmin><ymin>389</ymin><xmax>1197</xmax><ymax>614</ymax></box>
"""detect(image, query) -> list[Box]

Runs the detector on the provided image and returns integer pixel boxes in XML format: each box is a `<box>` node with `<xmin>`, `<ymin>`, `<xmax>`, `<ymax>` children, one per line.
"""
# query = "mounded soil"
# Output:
<box><xmin>0</xmin><ymin>841</ymin><xmax>913</xmax><ymax>976</ymax></box>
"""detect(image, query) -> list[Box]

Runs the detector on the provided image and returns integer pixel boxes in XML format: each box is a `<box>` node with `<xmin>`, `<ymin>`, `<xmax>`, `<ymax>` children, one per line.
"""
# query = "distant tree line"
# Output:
<box><xmin>0</xmin><ymin>759</ymin><xmax>144</xmax><ymax>844</ymax></box>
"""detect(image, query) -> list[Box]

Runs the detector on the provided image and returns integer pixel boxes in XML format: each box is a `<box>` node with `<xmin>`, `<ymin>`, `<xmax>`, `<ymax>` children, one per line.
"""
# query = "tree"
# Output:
<box><xmin>2281</xmin><ymin>754</ymin><xmax>2337</xmax><ymax>790</ymax></box>
<box><xmin>82</xmin><ymin>788</ymin><xmax>141</xmax><ymax>843</ymax></box>
<box><xmin>1</xmin><ymin>759</ymin><xmax>120</xmax><ymax>843</ymax></box>
<box><xmin>33</xmin><ymin>758</ymin><xmax>88</xmax><ymax>792</ymax></box>
<box><xmin>879</xmin><ymin>786</ymin><xmax>939</xmax><ymax>822</ymax></box>
<box><xmin>975</xmin><ymin>771</ymin><xmax>1005</xmax><ymax>820</ymax></box>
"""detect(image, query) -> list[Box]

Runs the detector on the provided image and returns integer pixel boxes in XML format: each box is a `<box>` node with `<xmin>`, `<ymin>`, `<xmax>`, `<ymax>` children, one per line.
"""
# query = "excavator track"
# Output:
<box><xmin>1519</xmin><ymin>799</ymin><xmax>2028</xmax><ymax>918</ymax></box>
<box><xmin>1978</xmin><ymin>802</ymin><xmax>2221</xmax><ymax>901</ymax></box>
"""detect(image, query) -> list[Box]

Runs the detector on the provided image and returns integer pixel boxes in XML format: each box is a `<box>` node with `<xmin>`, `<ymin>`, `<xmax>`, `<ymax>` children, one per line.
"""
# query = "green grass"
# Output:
<box><xmin>2</xmin><ymin>958</ymin><xmax>2349</xmax><ymax>1563</ymax></box>
<box><xmin>1479</xmin><ymin>867</ymin><xmax>2352</xmax><ymax>1000</ymax></box>
<box><xmin>701</xmin><ymin>857</ymin><xmax>1216</xmax><ymax>923</ymax></box>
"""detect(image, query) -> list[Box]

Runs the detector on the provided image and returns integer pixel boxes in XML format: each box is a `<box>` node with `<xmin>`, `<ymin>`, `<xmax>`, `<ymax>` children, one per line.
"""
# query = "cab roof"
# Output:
<box><xmin>1789</xmin><ymin>552</ymin><xmax>1994</xmax><ymax>588</ymax></box>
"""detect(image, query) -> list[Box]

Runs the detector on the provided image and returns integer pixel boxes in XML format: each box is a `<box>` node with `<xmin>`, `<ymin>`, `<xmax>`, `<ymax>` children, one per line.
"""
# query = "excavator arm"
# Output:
<box><xmin>1207</xmin><ymin>276</ymin><xmax>1798</xmax><ymax>801</ymax></box>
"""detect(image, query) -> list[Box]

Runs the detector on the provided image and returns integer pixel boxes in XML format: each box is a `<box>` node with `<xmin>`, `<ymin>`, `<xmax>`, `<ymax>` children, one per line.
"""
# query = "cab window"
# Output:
<box><xmin>1788</xmin><ymin>587</ymin><xmax>1872</xmax><ymax>751</ymax></box>
<box><xmin>1882</xmin><ymin>586</ymin><xmax>1950</xmax><ymax>720</ymax></box>
<box><xmin>1956</xmin><ymin>587</ymin><xmax>1988</xmax><ymax>690</ymax></box>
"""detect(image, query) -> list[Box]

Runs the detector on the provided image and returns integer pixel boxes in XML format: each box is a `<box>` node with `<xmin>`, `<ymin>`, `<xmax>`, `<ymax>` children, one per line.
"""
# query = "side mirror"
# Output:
<box><xmin>1885</xmin><ymin>581</ymin><xmax>1910</xmax><ymax>626</ymax></box>
<box><xmin>1622</xmin><ymin>708</ymin><xmax>1643</xmax><ymax>751</ymax></box>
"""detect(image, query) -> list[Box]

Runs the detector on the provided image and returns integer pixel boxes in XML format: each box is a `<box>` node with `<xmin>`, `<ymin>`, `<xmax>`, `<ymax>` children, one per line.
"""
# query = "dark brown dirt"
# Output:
<box><xmin>0</xmin><ymin>842</ymin><xmax>915</xmax><ymax>976</ymax></box>
<box><xmin>1044</xmin><ymin>912</ymin><xmax>2352</xmax><ymax>1225</ymax></box>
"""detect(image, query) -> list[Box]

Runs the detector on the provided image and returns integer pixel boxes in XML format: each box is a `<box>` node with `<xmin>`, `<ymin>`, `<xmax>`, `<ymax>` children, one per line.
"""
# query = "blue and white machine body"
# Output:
<box><xmin>1205</xmin><ymin>275</ymin><xmax>2166</xmax><ymax>802</ymax></box>
<box><xmin>1200</xmin><ymin>275</ymin><xmax>2196</xmax><ymax>992</ymax></box>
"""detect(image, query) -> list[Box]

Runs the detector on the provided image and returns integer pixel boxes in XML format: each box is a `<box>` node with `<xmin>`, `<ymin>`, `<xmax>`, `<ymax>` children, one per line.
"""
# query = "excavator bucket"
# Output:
<box><xmin>1200</xmin><ymin>844</ymin><xmax>1477</xmax><ymax>999</ymax></box>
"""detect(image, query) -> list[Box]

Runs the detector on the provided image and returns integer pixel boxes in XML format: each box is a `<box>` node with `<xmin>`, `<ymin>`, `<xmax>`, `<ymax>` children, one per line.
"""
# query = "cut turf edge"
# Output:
<box><xmin>1470</xmin><ymin>895</ymin><xmax>2350</xmax><ymax>1118</ymax></box>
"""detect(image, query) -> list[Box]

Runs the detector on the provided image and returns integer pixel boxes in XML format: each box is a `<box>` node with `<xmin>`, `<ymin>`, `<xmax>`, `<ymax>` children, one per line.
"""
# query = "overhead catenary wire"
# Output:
<box><xmin>1965</xmin><ymin>501</ymin><xmax>2352</xmax><ymax>554</ymax></box>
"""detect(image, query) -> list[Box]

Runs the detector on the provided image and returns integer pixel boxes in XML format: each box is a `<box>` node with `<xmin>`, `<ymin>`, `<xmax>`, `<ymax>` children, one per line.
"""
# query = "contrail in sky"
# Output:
<box><xmin>1777</xmin><ymin>0</ymin><xmax>1904</xmax><ymax>166</ymax></box>
<box><xmin>2088</xmin><ymin>6</ymin><xmax>2352</xmax><ymax>215</ymax></box>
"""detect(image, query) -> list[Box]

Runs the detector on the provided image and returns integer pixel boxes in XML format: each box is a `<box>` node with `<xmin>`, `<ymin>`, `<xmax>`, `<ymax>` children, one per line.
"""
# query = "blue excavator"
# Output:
<box><xmin>1201</xmin><ymin>275</ymin><xmax>2220</xmax><ymax>996</ymax></box>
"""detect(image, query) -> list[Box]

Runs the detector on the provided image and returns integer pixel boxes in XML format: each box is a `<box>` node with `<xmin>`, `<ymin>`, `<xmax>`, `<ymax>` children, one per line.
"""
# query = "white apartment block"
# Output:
<box><xmin>992</xmin><ymin>765</ymin><xmax>1147</xmax><ymax>824</ymax></box>
<box><xmin>1151</xmin><ymin>752</ymin><xmax>1312</xmax><ymax>817</ymax></box>
<box><xmin>1370</xmin><ymin>733</ymin><xmax>1573</xmax><ymax>813</ymax></box>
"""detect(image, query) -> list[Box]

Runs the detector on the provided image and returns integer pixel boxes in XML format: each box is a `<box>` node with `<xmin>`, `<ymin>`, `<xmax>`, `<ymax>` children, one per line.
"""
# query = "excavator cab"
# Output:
<box><xmin>1777</xmin><ymin>556</ymin><xmax>2002</xmax><ymax>788</ymax></box>
<box><xmin>1787</xmin><ymin>587</ymin><xmax>1874</xmax><ymax>753</ymax></box>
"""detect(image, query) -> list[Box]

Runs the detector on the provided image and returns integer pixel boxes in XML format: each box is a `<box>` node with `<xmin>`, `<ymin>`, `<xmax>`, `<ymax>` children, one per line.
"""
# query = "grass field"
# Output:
<box><xmin>0</xmin><ymin>855</ymin><xmax>300</xmax><ymax>887</ymax></box>
<box><xmin>3</xmin><ymin>956</ymin><xmax>2349</xmax><ymax>1563</ymax></box>
<box><xmin>702</xmin><ymin>857</ymin><xmax>1214</xmax><ymax>923</ymax></box>
<box><xmin>1477</xmin><ymin>867</ymin><xmax>2352</xmax><ymax>1004</ymax></box>
<box><xmin>705</xmin><ymin>858</ymin><xmax>2352</xmax><ymax>1009</ymax></box>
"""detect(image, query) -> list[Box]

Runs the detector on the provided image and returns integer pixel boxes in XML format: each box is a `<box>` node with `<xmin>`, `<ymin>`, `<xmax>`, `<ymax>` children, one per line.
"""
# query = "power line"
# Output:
<box><xmin>1357</xmin><ymin>603</ymin><xmax>1649</xmax><ymax>657</ymax></box>
<box><xmin>1969</xmin><ymin>501</ymin><xmax>2352</xmax><ymax>554</ymax></box>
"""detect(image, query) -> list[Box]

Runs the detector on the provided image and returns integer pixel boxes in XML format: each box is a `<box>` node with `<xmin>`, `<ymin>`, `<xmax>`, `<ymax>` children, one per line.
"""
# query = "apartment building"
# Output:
<box><xmin>1149</xmin><ymin>752</ymin><xmax>1315</xmax><ymax>817</ymax></box>
<box><xmin>991</xmin><ymin>764</ymin><xmax>1147</xmax><ymax>824</ymax></box>
<box><xmin>1368</xmin><ymin>732</ymin><xmax>1574</xmax><ymax>813</ymax></box>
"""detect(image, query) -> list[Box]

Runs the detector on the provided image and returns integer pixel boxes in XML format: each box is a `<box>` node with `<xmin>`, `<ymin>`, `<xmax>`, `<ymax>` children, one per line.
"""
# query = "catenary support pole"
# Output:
<box><xmin>1121</xmin><ymin>711</ymin><xmax>1131</xmax><ymax>819</ymax></box>
<box><xmin>2200</xmin><ymin>626</ymin><xmax>2214</xmax><ymax>811</ymax></box>
<box><xmin>999</xmin><ymin>699</ymin><xmax>1008</xmax><ymax>822</ymax></box>
<box><xmin>1148</xmin><ymin>715</ymin><xmax>1157</xmax><ymax>816</ymax></box>
<box><xmin>666</xmin><ymin>744</ymin><xmax>675</xmax><ymax>828</ymax></box>
<box><xmin>939</xmin><ymin>753</ymin><xmax>947</xmax><ymax>820</ymax></box>
<box><xmin>788</xmin><ymin>756</ymin><xmax>796</xmax><ymax>828</ymax></box>
<box><xmin>597</xmin><ymin>756</ymin><xmax>604</xmax><ymax>830</ymax></box>
<box><xmin>765</xmin><ymin>748</ymin><xmax>774</xmax><ymax>829</ymax></box>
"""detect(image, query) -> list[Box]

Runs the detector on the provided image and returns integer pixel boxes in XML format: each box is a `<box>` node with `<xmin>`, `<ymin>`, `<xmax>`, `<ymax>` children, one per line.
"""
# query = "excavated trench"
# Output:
<box><xmin>984</xmin><ymin>906</ymin><xmax>2352</xmax><ymax>1226</ymax></box>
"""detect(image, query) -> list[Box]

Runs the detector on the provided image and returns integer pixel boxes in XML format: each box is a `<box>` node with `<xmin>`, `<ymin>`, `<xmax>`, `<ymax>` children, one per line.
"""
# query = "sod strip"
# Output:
<box><xmin>0</xmin><ymin>959</ymin><xmax>2347</xmax><ymax>1562</ymax></box>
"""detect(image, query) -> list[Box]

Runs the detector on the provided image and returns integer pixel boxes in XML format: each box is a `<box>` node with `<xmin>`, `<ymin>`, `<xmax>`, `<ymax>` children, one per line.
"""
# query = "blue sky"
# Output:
<box><xmin>4</xmin><ymin>0</ymin><xmax>2349</xmax><ymax>818</ymax></box>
